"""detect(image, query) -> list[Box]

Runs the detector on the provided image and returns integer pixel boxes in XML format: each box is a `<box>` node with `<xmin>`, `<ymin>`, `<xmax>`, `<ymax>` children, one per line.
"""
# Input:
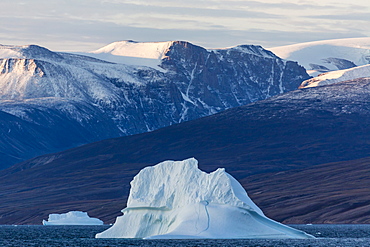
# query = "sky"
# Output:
<box><xmin>1</xmin><ymin>0</ymin><xmax>370</xmax><ymax>52</ymax></box>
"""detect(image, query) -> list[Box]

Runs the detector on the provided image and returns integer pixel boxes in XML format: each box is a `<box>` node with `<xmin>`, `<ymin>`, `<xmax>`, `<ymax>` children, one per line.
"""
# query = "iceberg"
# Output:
<box><xmin>96</xmin><ymin>158</ymin><xmax>314</xmax><ymax>239</ymax></box>
<box><xmin>43</xmin><ymin>211</ymin><xmax>103</xmax><ymax>225</ymax></box>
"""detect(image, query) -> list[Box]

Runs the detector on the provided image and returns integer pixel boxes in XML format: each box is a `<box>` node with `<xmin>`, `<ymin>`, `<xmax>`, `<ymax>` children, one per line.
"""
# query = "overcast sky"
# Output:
<box><xmin>1</xmin><ymin>0</ymin><xmax>370</xmax><ymax>51</ymax></box>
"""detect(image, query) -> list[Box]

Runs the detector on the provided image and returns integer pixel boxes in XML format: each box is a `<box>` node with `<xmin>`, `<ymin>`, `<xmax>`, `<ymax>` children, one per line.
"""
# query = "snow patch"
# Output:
<box><xmin>85</xmin><ymin>41</ymin><xmax>174</xmax><ymax>71</ymax></box>
<box><xmin>300</xmin><ymin>64</ymin><xmax>370</xmax><ymax>88</ymax></box>
<box><xmin>92</xmin><ymin>40</ymin><xmax>173</xmax><ymax>60</ymax></box>
<box><xmin>0</xmin><ymin>45</ymin><xmax>25</xmax><ymax>59</ymax></box>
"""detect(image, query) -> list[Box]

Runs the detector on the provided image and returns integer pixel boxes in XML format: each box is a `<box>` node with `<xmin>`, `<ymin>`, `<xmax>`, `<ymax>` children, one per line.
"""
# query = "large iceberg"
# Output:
<box><xmin>96</xmin><ymin>158</ymin><xmax>313</xmax><ymax>239</ymax></box>
<box><xmin>43</xmin><ymin>211</ymin><xmax>103</xmax><ymax>225</ymax></box>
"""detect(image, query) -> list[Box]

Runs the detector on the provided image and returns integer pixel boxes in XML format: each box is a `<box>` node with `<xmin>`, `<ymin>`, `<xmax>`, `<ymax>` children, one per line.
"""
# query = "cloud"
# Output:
<box><xmin>100</xmin><ymin>0</ymin><xmax>351</xmax><ymax>11</ymax></box>
<box><xmin>0</xmin><ymin>14</ymin><xmax>366</xmax><ymax>53</ymax></box>
<box><xmin>1</xmin><ymin>0</ymin><xmax>369</xmax><ymax>51</ymax></box>
<box><xmin>307</xmin><ymin>12</ymin><xmax>370</xmax><ymax>21</ymax></box>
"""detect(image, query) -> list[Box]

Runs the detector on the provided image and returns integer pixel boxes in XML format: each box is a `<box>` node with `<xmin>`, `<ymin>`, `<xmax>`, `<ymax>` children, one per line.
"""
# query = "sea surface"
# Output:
<box><xmin>0</xmin><ymin>224</ymin><xmax>369</xmax><ymax>247</ymax></box>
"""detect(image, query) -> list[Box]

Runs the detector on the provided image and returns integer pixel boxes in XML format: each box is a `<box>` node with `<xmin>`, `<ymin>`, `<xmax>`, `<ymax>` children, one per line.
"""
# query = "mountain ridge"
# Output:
<box><xmin>0</xmin><ymin>41</ymin><xmax>309</xmax><ymax>168</ymax></box>
<box><xmin>299</xmin><ymin>64</ymin><xmax>370</xmax><ymax>88</ymax></box>
<box><xmin>1</xmin><ymin>78</ymin><xmax>369</xmax><ymax>224</ymax></box>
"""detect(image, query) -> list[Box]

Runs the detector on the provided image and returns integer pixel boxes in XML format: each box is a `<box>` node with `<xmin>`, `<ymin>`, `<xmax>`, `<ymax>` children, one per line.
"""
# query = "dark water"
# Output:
<box><xmin>0</xmin><ymin>224</ymin><xmax>369</xmax><ymax>247</ymax></box>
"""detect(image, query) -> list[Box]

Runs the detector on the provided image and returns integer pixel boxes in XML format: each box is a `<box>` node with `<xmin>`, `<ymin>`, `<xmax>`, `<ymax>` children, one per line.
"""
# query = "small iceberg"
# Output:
<box><xmin>43</xmin><ymin>211</ymin><xmax>103</xmax><ymax>225</ymax></box>
<box><xmin>96</xmin><ymin>158</ymin><xmax>314</xmax><ymax>239</ymax></box>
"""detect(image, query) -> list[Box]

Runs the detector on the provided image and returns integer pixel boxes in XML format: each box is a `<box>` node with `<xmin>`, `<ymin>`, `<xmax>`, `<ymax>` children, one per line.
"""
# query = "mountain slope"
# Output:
<box><xmin>269</xmin><ymin>37</ymin><xmax>370</xmax><ymax>76</ymax></box>
<box><xmin>0</xmin><ymin>78</ymin><xmax>369</xmax><ymax>224</ymax></box>
<box><xmin>244</xmin><ymin>157</ymin><xmax>370</xmax><ymax>224</ymax></box>
<box><xmin>0</xmin><ymin>42</ymin><xmax>309</xmax><ymax>169</ymax></box>
<box><xmin>299</xmin><ymin>64</ymin><xmax>370</xmax><ymax>88</ymax></box>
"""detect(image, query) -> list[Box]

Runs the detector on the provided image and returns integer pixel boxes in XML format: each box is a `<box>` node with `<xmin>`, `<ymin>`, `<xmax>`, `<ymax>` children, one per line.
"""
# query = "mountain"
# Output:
<box><xmin>84</xmin><ymin>40</ymin><xmax>174</xmax><ymax>69</ymax></box>
<box><xmin>1</xmin><ymin>78</ymin><xmax>370</xmax><ymax>225</ymax></box>
<box><xmin>243</xmin><ymin>157</ymin><xmax>370</xmax><ymax>224</ymax></box>
<box><xmin>269</xmin><ymin>37</ymin><xmax>370</xmax><ymax>76</ymax></box>
<box><xmin>0</xmin><ymin>41</ymin><xmax>309</xmax><ymax>169</ymax></box>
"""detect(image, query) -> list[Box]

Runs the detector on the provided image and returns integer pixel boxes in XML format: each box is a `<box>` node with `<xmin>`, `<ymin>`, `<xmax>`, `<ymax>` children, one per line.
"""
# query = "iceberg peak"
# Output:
<box><xmin>127</xmin><ymin>158</ymin><xmax>263</xmax><ymax>214</ymax></box>
<box><xmin>96</xmin><ymin>158</ymin><xmax>314</xmax><ymax>239</ymax></box>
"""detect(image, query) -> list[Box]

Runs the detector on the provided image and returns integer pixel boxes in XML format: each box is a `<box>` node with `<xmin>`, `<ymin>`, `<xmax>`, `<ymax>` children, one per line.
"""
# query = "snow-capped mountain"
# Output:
<box><xmin>1</xmin><ymin>78</ymin><xmax>370</xmax><ymax>225</ymax></box>
<box><xmin>269</xmin><ymin>37</ymin><xmax>370</xmax><ymax>76</ymax></box>
<box><xmin>300</xmin><ymin>63</ymin><xmax>370</xmax><ymax>88</ymax></box>
<box><xmin>0</xmin><ymin>41</ymin><xmax>309</xmax><ymax>168</ymax></box>
<box><xmin>85</xmin><ymin>40</ymin><xmax>173</xmax><ymax>69</ymax></box>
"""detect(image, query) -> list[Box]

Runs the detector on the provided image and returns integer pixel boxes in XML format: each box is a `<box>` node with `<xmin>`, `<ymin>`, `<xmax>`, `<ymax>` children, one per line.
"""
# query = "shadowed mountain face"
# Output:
<box><xmin>0</xmin><ymin>79</ymin><xmax>370</xmax><ymax>225</ymax></box>
<box><xmin>244</xmin><ymin>157</ymin><xmax>370</xmax><ymax>224</ymax></box>
<box><xmin>0</xmin><ymin>42</ymin><xmax>309</xmax><ymax>169</ymax></box>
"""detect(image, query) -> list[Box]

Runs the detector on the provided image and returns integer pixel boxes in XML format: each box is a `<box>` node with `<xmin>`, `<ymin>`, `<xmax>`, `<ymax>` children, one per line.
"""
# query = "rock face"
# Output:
<box><xmin>0</xmin><ymin>42</ymin><xmax>309</xmax><ymax>169</ymax></box>
<box><xmin>96</xmin><ymin>158</ymin><xmax>313</xmax><ymax>239</ymax></box>
<box><xmin>42</xmin><ymin>211</ymin><xmax>103</xmax><ymax>225</ymax></box>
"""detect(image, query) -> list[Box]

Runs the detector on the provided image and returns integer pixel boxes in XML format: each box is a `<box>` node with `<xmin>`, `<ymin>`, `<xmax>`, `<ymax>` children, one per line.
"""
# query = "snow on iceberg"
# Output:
<box><xmin>42</xmin><ymin>211</ymin><xmax>103</xmax><ymax>225</ymax></box>
<box><xmin>96</xmin><ymin>158</ymin><xmax>314</xmax><ymax>239</ymax></box>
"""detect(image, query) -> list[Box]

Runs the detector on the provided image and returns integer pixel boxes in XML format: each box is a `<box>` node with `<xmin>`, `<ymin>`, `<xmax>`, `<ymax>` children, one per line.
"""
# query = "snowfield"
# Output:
<box><xmin>269</xmin><ymin>37</ymin><xmax>370</xmax><ymax>76</ymax></box>
<box><xmin>84</xmin><ymin>40</ymin><xmax>173</xmax><ymax>70</ymax></box>
<box><xmin>300</xmin><ymin>64</ymin><xmax>370</xmax><ymax>88</ymax></box>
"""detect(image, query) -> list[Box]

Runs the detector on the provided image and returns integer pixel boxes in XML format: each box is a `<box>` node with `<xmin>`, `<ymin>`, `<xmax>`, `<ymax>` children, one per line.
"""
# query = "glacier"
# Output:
<box><xmin>42</xmin><ymin>211</ymin><xmax>103</xmax><ymax>225</ymax></box>
<box><xmin>96</xmin><ymin>158</ymin><xmax>314</xmax><ymax>239</ymax></box>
